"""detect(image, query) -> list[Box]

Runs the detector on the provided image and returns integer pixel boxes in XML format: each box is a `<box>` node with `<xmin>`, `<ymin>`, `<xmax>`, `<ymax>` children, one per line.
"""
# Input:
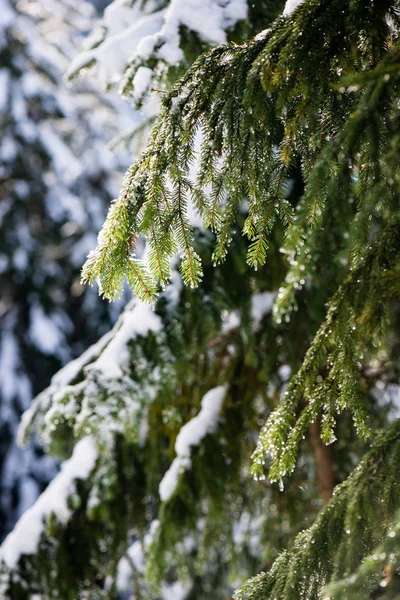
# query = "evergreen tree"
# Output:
<box><xmin>0</xmin><ymin>0</ymin><xmax>132</xmax><ymax>541</ymax></box>
<box><xmin>2</xmin><ymin>0</ymin><xmax>400</xmax><ymax>599</ymax></box>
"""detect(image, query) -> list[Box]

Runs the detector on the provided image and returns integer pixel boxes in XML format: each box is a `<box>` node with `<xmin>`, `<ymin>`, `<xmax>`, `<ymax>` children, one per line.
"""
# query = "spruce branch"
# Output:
<box><xmin>325</xmin><ymin>507</ymin><xmax>400</xmax><ymax>599</ymax></box>
<box><xmin>82</xmin><ymin>0</ymin><xmax>400</xmax><ymax>303</ymax></box>
<box><xmin>252</xmin><ymin>222</ymin><xmax>400</xmax><ymax>483</ymax></box>
<box><xmin>235</xmin><ymin>418</ymin><xmax>400</xmax><ymax>600</ymax></box>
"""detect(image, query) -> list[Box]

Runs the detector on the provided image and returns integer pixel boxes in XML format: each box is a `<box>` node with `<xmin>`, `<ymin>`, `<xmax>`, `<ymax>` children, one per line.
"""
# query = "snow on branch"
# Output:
<box><xmin>283</xmin><ymin>0</ymin><xmax>306</xmax><ymax>16</ymax></box>
<box><xmin>66</xmin><ymin>0</ymin><xmax>248</xmax><ymax>104</ymax></box>
<box><xmin>93</xmin><ymin>300</ymin><xmax>162</xmax><ymax>379</ymax></box>
<box><xmin>0</xmin><ymin>437</ymin><xmax>98</xmax><ymax>570</ymax></box>
<box><xmin>159</xmin><ymin>385</ymin><xmax>226</xmax><ymax>502</ymax></box>
<box><xmin>20</xmin><ymin>279</ymin><xmax>277</xmax><ymax>454</ymax></box>
<box><xmin>19</xmin><ymin>301</ymin><xmax>163</xmax><ymax>449</ymax></box>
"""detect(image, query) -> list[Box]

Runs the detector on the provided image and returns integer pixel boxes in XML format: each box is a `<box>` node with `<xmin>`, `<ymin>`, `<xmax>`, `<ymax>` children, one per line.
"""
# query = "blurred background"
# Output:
<box><xmin>0</xmin><ymin>0</ymin><xmax>133</xmax><ymax>540</ymax></box>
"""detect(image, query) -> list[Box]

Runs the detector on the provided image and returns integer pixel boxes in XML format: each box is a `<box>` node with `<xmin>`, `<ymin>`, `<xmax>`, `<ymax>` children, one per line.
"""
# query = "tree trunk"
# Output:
<box><xmin>309</xmin><ymin>421</ymin><xmax>336</xmax><ymax>505</ymax></box>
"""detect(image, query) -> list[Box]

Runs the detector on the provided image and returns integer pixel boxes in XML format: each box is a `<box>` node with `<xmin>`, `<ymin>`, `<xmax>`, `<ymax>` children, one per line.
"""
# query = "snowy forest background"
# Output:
<box><xmin>0</xmin><ymin>0</ymin><xmax>134</xmax><ymax>540</ymax></box>
<box><xmin>2</xmin><ymin>2</ymin><xmax>273</xmax><ymax>592</ymax></box>
<box><xmin>0</xmin><ymin>0</ymin><xmax>271</xmax><ymax>550</ymax></box>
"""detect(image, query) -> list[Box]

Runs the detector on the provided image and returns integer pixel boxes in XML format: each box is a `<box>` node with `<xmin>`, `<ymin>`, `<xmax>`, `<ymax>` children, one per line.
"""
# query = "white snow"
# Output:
<box><xmin>96</xmin><ymin>12</ymin><xmax>164</xmax><ymax>79</ymax></box>
<box><xmin>251</xmin><ymin>292</ymin><xmax>275</xmax><ymax>328</ymax></box>
<box><xmin>16</xmin><ymin>477</ymin><xmax>40</xmax><ymax>521</ymax></box>
<box><xmin>159</xmin><ymin>458</ymin><xmax>186</xmax><ymax>503</ymax></box>
<box><xmin>45</xmin><ymin>187</ymin><xmax>87</xmax><ymax>226</ymax></box>
<box><xmin>220</xmin><ymin>291</ymin><xmax>275</xmax><ymax>334</ymax></box>
<box><xmin>372</xmin><ymin>383</ymin><xmax>400</xmax><ymax>422</ymax></box>
<box><xmin>132</xmin><ymin>66</ymin><xmax>153</xmax><ymax>103</ymax></box>
<box><xmin>0</xmin><ymin>437</ymin><xmax>98</xmax><ymax>569</ymax></box>
<box><xmin>0</xmin><ymin>319</ymin><xmax>21</xmax><ymax>406</ymax></box>
<box><xmin>12</xmin><ymin>247</ymin><xmax>28</xmax><ymax>270</ymax></box>
<box><xmin>116</xmin><ymin>540</ymin><xmax>145</xmax><ymax>590</ymax></box>
<box><xmin>52</xmin><ymin>330</ymin><xmax>114</xmax><ymax>387</ymax></box>
<box><xmin>0</xmin><ymin>136</ymin><xmax>17</xmax><ymax>162</ymax></box>
<box><xmin>221</xmin><ymin>310</ymin><xmax>240</xmax><ymax>333</ymax></box>
<box><xmin>38</xmin><ymin>123</ymin><xmax>82</xmax><ymax>183</ymax></box>
<box><xmin>232</xmin><ymin>510</ymin><xmax>264</xmax><ymax>556</ymax></box>
<box><xmin>145</xmin><ymin>0</ymin><xmax>248</xmax><ymax>65</ymax></box>
<box><xmin>145</xmin><ymin>518</ymin><xmax>161</xmax><ymax>547</ymax></box>
<box><xmin>66</xmin><ymin>6</ymin><xmax>164</xmax><ymax>82</ymax></box>
<box><xmin>185</xmin><ymin>130</ymin><xmax>210</xmax><ymax>229</ymax></box>
<box><xmin>22</xmin><ymin>72</ymin><xmax>46</xmax><ymax>97</ymax></box>
<box><xmin>67</xmin><ymin>0</ymin><xmax>247</xmax><ymax>100</ymax></box>
<box><xmin>0</xmin><ymin>0</ymin><xmax>14</xmax><ymax>30</ymax></box>
<box><xmin>28</xmin><ymin>304</ymin><xmax>66</xmax><ymax>356</ymax></box>
<box><xmin>37</xmin><ymin>300</ymin><xmax>161</xmax><ymax>389</ymax></box>
<box><xmin>159</xmin><ymin>385</ymin><xmax>226</xmax><ymax>502</ymax></box>
<box><xmin>10</xmin><ymin>85</ymin><xmax>27</xmax><ymax>123</ymax></box>
<box><xmin>164</xmin><ymin>267</ymin><xmax>183</xmax><ymax>308</ymax></box>
<box><xmin>283</xmin><ymin>0</ymin><xmax>306</xmax><ymax>16</ymax></box>
<box><xmin>278</xmin><ymin>364</ymin><xmax>291</xmax><ymax>381</ymax></box>
<box><xmin>93</xmin><ymin>301</ymin><xmax>162</xmax><ymax>379</ymax></box>
<box><xmin>161</xmin><ymin>581</ymin><xmax>189</xmax><ymax>600</ymax></box>
<box><xmin>254</xmin><ymin>28</ymin><xmax>271</xmax><ymax>42</ymax></box>
<box><xmin>18</xmin><ymin>301</ymin><xmax>163</xmax><ymax>452</ymax></box>
<box><xmin>0</xmin><ymin>312</ymin><xmax>33</xmax><ymax>426</ymax></box>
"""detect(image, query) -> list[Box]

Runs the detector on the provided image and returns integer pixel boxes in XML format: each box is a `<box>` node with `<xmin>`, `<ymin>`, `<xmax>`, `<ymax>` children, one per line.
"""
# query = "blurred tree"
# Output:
<box><xmin>0</xmin><ymin>0</ymin><xmax>132</xmax><ymax>540</ymax></box>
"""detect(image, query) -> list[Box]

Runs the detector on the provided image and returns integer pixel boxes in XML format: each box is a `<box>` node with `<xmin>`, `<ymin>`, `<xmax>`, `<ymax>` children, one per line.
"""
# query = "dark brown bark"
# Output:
<box><xmin>309</xmin><ymin>421</ymin><xmax>336</xmax><ymax>505</ymax></box>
